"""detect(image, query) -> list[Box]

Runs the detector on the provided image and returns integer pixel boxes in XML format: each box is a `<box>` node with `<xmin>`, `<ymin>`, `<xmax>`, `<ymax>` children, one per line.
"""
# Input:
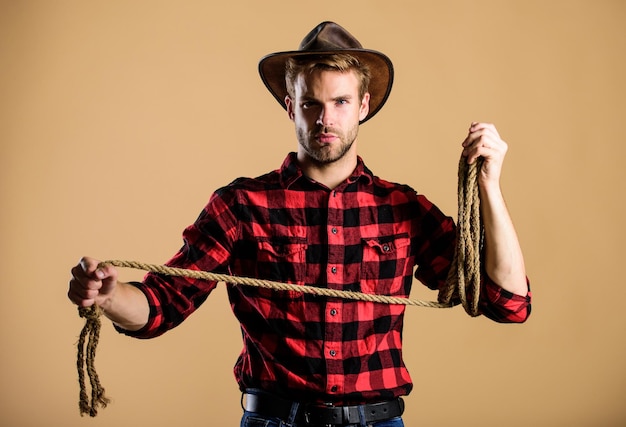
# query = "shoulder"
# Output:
<box><xmin>215</xmin><ymin>169</ymin><xmax>281</xmax><ymax>196</ymax></box>
<box><xmin>368</xmin><ymin>174</ymin><xmax>451</xmax><ymax>222</ymax></box>
<box><xmin>369</xmin><ymin>174</ymin><xmax>419</xmax><ymax>200</ymax></box>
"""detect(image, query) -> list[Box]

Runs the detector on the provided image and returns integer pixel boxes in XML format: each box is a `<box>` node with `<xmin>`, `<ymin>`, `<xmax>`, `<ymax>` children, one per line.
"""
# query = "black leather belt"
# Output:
<box><xmin>243</xmin><ymin>391</ymin><xmax>404</xmax><ymax>426</ymax></box>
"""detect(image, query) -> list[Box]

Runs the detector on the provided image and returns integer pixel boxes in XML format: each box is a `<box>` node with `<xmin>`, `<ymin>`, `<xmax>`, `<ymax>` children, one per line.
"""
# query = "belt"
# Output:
<box><xmin>243</xmin><ymin>391</ymin><xmax>404</xmax><ymax>426</ymax></box>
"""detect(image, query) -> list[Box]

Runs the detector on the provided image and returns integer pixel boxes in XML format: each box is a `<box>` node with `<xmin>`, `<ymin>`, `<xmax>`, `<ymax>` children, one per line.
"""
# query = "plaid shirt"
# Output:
<box><xmin>120</xmin><ymin>153</ymin><xmax>531</xmax><ymax>404</ymax></box>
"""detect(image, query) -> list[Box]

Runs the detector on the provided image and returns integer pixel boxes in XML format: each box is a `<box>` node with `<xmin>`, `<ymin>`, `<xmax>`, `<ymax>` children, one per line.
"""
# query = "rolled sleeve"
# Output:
<box><xmin>479</xmin><ymin>276</ymin><xmax>532</xmax><ymax>323</ymax></box>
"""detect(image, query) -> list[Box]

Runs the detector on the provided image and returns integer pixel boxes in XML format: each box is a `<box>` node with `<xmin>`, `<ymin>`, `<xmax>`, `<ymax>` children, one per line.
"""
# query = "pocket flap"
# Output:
<box><xmin>362</xmin><ymin>234</ymin><xmax>410</xmax><ymax>255</ymax></box>
<box><xmin>258</xmin><ymin>238</ymin><xmax>307</xmax><ymax>257</ymax></box>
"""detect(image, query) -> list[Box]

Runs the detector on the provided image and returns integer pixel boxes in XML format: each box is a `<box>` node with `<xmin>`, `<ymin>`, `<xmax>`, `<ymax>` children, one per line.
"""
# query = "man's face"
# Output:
<box><xmin>285</xmin><ymin>69</ymin><xmax>370</xmax><ymax>165</ymax></box>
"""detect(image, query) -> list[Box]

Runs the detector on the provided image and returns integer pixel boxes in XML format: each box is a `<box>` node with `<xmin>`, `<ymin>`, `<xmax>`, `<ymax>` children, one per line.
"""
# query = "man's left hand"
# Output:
<box><xmin>461</xmin><ymin>122</ymin><xmax>507</xmax><ymax>188</ymax></box>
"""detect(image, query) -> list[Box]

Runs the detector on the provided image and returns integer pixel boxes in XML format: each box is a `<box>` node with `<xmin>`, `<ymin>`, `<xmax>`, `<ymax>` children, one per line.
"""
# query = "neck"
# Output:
<box><xmin>298</xmin><ymin>152</ymin><xmax>358</xmax><ymax>190</ymax></box>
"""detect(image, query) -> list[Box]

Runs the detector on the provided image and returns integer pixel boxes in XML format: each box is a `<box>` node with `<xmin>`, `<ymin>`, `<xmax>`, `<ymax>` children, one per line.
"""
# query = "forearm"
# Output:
<box><xmin>100</xmin><ymin>282</ymin><xmax>150</xmax><ymax>331</ymax></box>
<box><xmin>480</xmin><ymin>182</ymin><xmax>528</xmax><ymax>296</ymax></box>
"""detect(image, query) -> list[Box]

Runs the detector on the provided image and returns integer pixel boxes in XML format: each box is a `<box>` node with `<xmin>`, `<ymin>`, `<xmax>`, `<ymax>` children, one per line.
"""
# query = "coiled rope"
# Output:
<box><xmin>75</xmin><ymin>156</ymin><xmax>483</xmax><ymax>416</ymax></box>
<box><xmin>439</xmin><ymin>156</ymin><xmax>484</xmax><ymax>316</ymax></box>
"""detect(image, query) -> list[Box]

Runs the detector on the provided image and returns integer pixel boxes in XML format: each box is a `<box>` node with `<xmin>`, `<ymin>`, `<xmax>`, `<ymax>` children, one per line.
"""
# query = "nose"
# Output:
<box><xmin>316</xmin><ymin>106</ymin><xmax>334</xmax><ymax>127</ymax></box>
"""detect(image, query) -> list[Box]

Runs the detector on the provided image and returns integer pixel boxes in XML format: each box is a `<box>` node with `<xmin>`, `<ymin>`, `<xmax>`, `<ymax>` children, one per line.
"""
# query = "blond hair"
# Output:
<box><xmin>285</xmin><ymin>54</ymin><xmax>371</xmax><ymax>101</ymax></box>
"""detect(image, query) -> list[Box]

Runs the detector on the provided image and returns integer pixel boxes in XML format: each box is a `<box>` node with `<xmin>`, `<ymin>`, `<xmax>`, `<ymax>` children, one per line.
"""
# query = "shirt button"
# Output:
<box><xmin>329</xmin><ymin>350</ymin><xmax>336</xmax><ymax>357</ymax></box>
<box><xmin>330</xmin><ymin>309</ymin><xmax>337</xmax><ymax>316</ymax></box>
<box><xmin>331</xmin><ymin>266</ymin><xmax>337</xmax><ymax>274</ymax></box>
<box><xmin>331</xmin><ymin>385</ymin><xmax>338</xmax><ymax>392</ymax></box>
<box><xmin>382</xmin><ymin>244</ymin><xmax>391</xmax><ymax>252</ymax></box>
<box><xmin>331</xmin><ymin>227</ymin><xmax>338</xmax><ymax>234</ymax></box>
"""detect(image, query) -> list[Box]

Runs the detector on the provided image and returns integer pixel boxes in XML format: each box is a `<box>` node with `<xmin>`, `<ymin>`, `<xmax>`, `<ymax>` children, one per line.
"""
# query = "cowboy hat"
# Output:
<box><xmin>258</xmin><ymin>21</ymin><xmax>394</xmax><ymax>123</ymax></box>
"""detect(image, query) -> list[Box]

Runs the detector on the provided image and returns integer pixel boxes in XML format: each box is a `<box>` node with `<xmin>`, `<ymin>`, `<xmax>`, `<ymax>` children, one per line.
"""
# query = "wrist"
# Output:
<box><xmin>478</xmin><ymin>179</ymin><xmax>502</xmax><ymax>198</ymax></box>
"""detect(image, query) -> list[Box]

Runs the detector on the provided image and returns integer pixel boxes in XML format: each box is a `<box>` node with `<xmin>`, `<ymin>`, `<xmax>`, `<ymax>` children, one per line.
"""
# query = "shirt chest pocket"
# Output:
<box><xmin>360</xmin><ymin>234</ymin><xmax>411</xmax><ymax>296</ymax></box>
<box><xmin>255</xmin><ymin>236</ymin><xmax>308</xmax><ymax>290</ymax></box>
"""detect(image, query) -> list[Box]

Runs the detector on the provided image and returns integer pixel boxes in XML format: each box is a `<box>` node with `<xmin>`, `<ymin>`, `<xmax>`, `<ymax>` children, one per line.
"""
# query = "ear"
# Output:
<box><xmin>285</xmin><ymin>95</ymin><xmax>295</xmax><ymax>121</ymax></box>
<box><xmin>359</xmin><ymin>93</ymin><xmax>370</xmax><ymax>122</ymax></box>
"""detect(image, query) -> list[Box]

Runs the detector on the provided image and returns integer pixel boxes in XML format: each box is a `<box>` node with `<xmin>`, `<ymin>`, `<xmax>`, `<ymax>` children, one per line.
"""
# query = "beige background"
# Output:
<box><xmin>1</xmin><ymin>1</ymin><xmax>625</xmax><ymax>426</ymax></box>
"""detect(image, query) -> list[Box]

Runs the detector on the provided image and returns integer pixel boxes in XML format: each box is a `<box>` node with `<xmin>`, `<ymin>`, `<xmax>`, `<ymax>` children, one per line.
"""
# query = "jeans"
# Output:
<box><xmin>240</xmin><ymin>410</ymin><xmax>405</xmax><ymax>427</ymax></box>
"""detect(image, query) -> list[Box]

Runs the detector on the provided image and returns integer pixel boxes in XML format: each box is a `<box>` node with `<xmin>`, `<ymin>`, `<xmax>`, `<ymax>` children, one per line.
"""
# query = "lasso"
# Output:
<box><xmin>75</xmin><ymin>156</ymin><xmax>483</xmax><ymax>416</ymax></box>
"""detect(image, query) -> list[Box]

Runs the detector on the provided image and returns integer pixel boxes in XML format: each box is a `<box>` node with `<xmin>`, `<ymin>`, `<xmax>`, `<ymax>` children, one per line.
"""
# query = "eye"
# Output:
<box><xmin>302</xmin><ymin>101</ymin><xmax>317</xmax><ymax>109</ymax></box>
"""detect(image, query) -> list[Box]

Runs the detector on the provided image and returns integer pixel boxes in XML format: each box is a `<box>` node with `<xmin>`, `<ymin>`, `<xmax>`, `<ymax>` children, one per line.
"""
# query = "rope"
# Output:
<box><xmin>74</xmin><ymin>155</ymin><xmax>483</xmax><ymax>416</ymax></box>
<box><xmin>438</xmin><ymin>156</ymin><xmax>484</xmax><ymax>317</ymax></box>
<box><xmin>76</xmin><ymin>304</ymin><xmax>110</xmax><ymax>416</ymax></box>
<box><xmin>102</xmin><ymin>260</ymin><xmax>456</xmax><ymax>307</ymax></box>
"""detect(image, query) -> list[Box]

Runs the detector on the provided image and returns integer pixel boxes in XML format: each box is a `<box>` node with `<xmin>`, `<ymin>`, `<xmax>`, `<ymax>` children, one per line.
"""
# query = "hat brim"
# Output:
<box><xmin>258</xmin><ymin>49</ymin><xmax>394</xmax><ymax>124</ymax></box>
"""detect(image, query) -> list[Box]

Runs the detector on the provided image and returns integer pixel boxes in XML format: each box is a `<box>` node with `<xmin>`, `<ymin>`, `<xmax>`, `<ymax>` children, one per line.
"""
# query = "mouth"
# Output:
<box><xmin>316</xmin><ymin>132</ymin><xmax>338</xmax><ymax>144</ymax></box>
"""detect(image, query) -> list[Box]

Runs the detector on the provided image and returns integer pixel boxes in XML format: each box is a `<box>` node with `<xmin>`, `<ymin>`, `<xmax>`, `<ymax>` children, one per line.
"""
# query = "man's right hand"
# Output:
<box><xmin>68</xmin><ymin>257</ymin><xmax>119</xmax><ymax>308</ymax></box>
<box><xmin>68</xmin><ymin>256</ymin><xmax>150</xmax><ymax>331</ymax></box>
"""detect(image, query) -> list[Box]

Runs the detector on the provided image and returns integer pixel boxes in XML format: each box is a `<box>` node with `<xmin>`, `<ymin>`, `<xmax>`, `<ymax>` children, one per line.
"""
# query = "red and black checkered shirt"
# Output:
<box><xmin>120</xmin><ymin>153</ymin><xmax>531</xmax><ymax>404</ymax></box>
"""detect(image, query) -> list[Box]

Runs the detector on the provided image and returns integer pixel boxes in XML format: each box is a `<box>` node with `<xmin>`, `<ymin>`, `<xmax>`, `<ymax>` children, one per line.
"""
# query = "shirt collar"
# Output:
<box><xmin>279</xmin><ymin>152</ymin><xmax>374</xmax><ymax>189</ymax></box>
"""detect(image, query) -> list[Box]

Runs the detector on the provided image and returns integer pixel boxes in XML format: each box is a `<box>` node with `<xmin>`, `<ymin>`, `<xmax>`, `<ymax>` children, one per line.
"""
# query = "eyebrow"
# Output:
<box><xmin>300</xmin><ymin>94</ymin><xmax>354</xmax><ymax>103</ymax></box>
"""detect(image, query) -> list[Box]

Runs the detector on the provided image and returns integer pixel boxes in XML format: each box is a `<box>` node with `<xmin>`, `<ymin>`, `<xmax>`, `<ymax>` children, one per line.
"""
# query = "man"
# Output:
<box><xmin>68</xmin><ymin>22</ymin><xmax>531</xmax><ymax>427</ymax></box>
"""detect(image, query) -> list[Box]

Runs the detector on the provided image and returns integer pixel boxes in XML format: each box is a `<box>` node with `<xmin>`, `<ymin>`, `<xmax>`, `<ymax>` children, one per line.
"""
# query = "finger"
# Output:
<box><xmin>95</xmin><ymin>263</ymin><xmax>118</xmax><ymax>284</ymax></box>
<box><xmin>464</xmin><ymin>130</ymin><xmax>505</xmax><ymax>155</ymax></box>
<box><xmin>462</xmin><ymin>127</ymin><xmax>491</xmax><ymax>148</ymax></box>
<box><xmin>462</xmin><ymin>131</ymin><xmax>489</xmax><ymax>154</ymax></box>
<box><xmin>70</xmin><ymin>259</ymin><xmax>108</xmax><ymax>295</ymax></box>
<box><xmin>71</xmin><ymin>264</ymin><xmax>90</xmax><ymax>281</ymax></box>
<box><xmin>67</xmin><ymin>278</ymin><xmax>99</xmax><ymax>306</ymax></box>
<box><xmin>468</xmin><ymin>122</ymin><xmax>500</xmax><ymax>140</ymax></box>
<box><xmin>71</xmin><ymin>263</ymin><xmax>104</xmax><ymax>289</ymax></box>
<box><xmin>78</xmin><ymin>256</ymin><xmax>118</xmax><ymax>282</ymax></box>
<box><xmin>68</xmin><ymin>292</ymin><xmax>96</xmax><ymax>307</ymax></box>
<box><xmin>79</xmin><ymin>256</ymin><xmax>101</xmax><ymax>276</ymax></box>
<box><xmin>469</xmin><ymin>122</ymin><xmax>498</xmax><ymax>136</ymax></box>
<box><xmin>468</xmin><ymin>128</ymin><xmax>498</xmax><ymax>145</ymax></box>
<box><xmin>465</xmin><ymin>139</ymin><xmax>501</xmax><ymax>160</ymax></box>
<box><xmin>464</xmin><ymin>149</ymin><xmax>482</xmax><ymax>165</ymax></box>
<box><xmin>463</xmin><ymin>136</ymin><xmax>494</xmax><ymax>164</ymax></box>
<box><xmin>69</xmin><ymin>269</ymin><xmax>102</xmax><ymax>294</ymax></box>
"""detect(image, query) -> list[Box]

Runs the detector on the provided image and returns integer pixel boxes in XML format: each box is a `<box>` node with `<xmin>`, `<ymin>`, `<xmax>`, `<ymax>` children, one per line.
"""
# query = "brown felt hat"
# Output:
<box><xmin>258</xmin><ymin>21</ymin><xmax>394</xmax><ymax>123</ymax></box>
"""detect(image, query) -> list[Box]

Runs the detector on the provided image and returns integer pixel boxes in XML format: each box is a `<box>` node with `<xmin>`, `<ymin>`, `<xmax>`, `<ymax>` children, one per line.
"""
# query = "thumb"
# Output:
<box><xmin>94</xmin><ymin>262</ymin><xmax>119</xmax><ymax>295</ymax></box>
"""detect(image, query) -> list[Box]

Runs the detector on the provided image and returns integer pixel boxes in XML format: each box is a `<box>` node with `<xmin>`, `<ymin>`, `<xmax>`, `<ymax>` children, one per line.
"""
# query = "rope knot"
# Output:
<box><xmin>78</xmin><ymin>305</ymin><xmax>102</xmax><ymax>320</ymax></box>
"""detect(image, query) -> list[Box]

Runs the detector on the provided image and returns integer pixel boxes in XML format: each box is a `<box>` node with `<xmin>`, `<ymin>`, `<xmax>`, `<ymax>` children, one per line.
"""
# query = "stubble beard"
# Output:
<box><xmin>297</xmin><ymin>124</ymin><xmax>359</xmax><ymax>165</ymax></box>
